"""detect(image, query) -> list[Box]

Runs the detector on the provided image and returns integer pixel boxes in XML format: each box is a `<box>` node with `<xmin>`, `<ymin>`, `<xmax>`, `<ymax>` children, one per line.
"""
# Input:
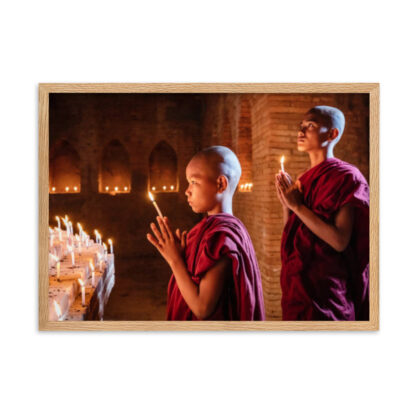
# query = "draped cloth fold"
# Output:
<box><xmin>167</xmin><ymin>213</ymin><xmax>265</xmax><ymax>321</ymax></box>
<box><xmin>281</xmin><ymin>158</ymin><xmax>369</xmax><ymax>321</ymax></box>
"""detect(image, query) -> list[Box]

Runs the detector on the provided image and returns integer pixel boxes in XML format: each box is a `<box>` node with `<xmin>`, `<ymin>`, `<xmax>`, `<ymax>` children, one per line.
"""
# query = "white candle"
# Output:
<box><xmin>108</xmin><ymin>239</ymin><xmax>113</xmax><ymax>254</ymax></box>
<box><xmin>89</xmin><ymin>260</ymin><xmax>95</xmax><ymax>287</ymax></box>
<box><xmin>148</xmin><ymin>192</ymin><xmax>164</xmax><ymax>218</ymax></box>
<box><xmin>56</xmin><ymin>216</ymin><xmax>61</xmax><ymax>230</ymax></box>
<box><xmin>71</xmin><ymin>250</ymin><xmax>75</xmax><ymax>266</ymax></box>
<box><xmin>56</xmin><ymin>260</ymin><xmax>60</xmax><ymax>278</ymax></box>
<box><xmin>103</xmin><ymin>243</ymin><xmax>108</xmax><ymax>260</ymax></box>
<box><xmin>53</xmin><ymin>300</ymin><xmax>62</xmax><ymax>321</ymax></box>
<box><xmin>94</xmin><ymin>230</ymin><xmax>99</xmax><ymax>244</ymax></box>
<box><xmin>280</xmin><ymin>155</ymin><xmax>285</xmax><ymax>173</ymax></box>
<box><xmin>78</xmin><ymin>279</ymin><xmax>86</xmax><ymax>306</ymax></box>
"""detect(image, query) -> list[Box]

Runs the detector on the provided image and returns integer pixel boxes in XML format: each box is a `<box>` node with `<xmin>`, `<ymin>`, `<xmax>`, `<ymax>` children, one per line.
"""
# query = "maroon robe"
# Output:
<box><xmin>167</xmin><ymin>213</ymin><xmax>265</xmax><ymax>320</ymax></box>
<box><xmin>281</xmin><ymin>158</ymin><xmax>369</xmax><ymax>321</ymax></box>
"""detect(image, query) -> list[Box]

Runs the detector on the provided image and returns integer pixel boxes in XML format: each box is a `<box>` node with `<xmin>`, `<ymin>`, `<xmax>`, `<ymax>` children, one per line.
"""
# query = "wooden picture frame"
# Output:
<box><xmin>39</xmin><ymin>83</ymin><xmax>379</xmax><ymax>331</ymax></box>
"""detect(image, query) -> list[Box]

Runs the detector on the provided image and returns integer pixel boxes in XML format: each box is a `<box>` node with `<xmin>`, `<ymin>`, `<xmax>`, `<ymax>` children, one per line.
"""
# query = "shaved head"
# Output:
<box><xmin>192</xmin><ymin>146</ymin><xmax>242</xmax><ymax>194</ymax></box>
<box><xmin>306</xmin><ymin>105</ymin><xmax>346</xmax><ymax>143</ymax></box>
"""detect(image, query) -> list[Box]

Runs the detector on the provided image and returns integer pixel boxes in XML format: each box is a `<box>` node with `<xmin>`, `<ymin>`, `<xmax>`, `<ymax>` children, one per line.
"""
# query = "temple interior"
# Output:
<box><xmin>49</xmin><ymin>93</ymin><xmax>369</xmax><ymax>320</ymax></box>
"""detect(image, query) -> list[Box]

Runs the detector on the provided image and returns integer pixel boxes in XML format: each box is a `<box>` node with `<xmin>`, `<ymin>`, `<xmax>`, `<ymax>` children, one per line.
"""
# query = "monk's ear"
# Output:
<box><xmin>328</xmin><ymin>128</ymin><xmax>339</xmax><ymax>142</ymax></box>
<box><xmin>217</xmin><ymin>175</ymin><xmax>228</xmax><ymax>193</ymax></box>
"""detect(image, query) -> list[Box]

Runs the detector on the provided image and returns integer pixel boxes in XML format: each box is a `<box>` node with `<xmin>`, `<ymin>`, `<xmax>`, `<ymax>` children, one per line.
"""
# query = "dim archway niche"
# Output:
<box><xmin>149</xmin><ymin>141</ymin><xmax>178</xmax><ymax>193</ymax></box>
<box><xmin>49</xmin><ymin>140</ymin><xmax>81</xmax><ymax>193</ymax></box>
<box><xmin>99</xmin><ymin>140</ymin><xmax>131</xmax><ymax>194</ymax></box>
<box><xmin>237</xmin><ymin>97</ymin><xmax>253</xmax><ymax>192</ymax></box>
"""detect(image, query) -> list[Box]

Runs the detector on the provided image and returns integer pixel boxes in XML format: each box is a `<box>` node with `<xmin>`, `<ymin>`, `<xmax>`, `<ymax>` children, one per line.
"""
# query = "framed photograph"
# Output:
<box><xmin>39</xmin><ymin>83</ymin><xmax>379</xmax><ymax>331</ymax></box>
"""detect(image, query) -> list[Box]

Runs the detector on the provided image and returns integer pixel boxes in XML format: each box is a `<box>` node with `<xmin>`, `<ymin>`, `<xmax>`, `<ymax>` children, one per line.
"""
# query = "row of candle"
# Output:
<box><xmin>151</xmin><ymin>185</ymin><xmax>176</xmax><ymax>191</ymax></box>
<box><xmin>50</xmin><ymin>186</ymin><xmax>79</xmax><ymax>192</ymax></box>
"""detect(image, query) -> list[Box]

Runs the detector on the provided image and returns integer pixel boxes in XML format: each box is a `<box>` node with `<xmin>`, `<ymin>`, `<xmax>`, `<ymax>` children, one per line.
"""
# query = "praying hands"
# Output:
<box><xmin>275</xmin><ymin>171</ymin><xmax>304</xmax><ymax>212</ymax></box>
<box><xmin>147</xmin><ymin>216</ymin><xmax>187</xmax><ymax>267</ymax></box>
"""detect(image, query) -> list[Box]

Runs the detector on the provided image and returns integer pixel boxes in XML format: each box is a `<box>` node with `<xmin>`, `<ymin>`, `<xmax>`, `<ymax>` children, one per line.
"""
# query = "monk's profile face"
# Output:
<box><xmin>185</xmin><ymin>156</ymin><xmax>220</xmax><ymax>213</ymax></box>
<box><xmin>297</xmin><ymin>112</ymin><xmax>331</xmax><ymax>153</ymax></box>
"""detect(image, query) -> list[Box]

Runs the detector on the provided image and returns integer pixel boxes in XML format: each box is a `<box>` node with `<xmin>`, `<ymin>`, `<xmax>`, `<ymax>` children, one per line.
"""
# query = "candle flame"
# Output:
<box><xmin>148</xmin><ymin>192</ymin><xmax>154</xmax><ymax>202</ymax></box>
<box><xmin>78</xmin><ymin>278</ymin><xmax>84</xmax><ymax>287</ymax></box>
<box><xmin>53</xmin><ymin>300</ymin><xmax>62</xmax><ymax>319</ymax></box>
<box><xmin>280</xmin><ymin>155</ymin><xmax>285</xmax><ymax>164</ymax></box>
<box><xmin>115</xmin><ymin>186</ymin><xmax>119</xmax><ymax>191</ymax></box>
<box><xmin>74</xmin><ymin>186</ymin><xmax>78</xmax><ymax>191</ymax></box>
<box><xmin>103</xmin><ymin>242</ymin><xmax>107</xmax><ymax>250</ymax></box>
<box><xmin>170</xmin><ymin>185</ymin><xmax>174</xmax><ymax>190</ymax></box>
<box><xmin>77</xmin><ymin>223</ymin><xmax>82</xmax><ymax>231</ymax></box>
<box><xmin>65</xmin><ymin>186</ymin><xmax>69</xmax><ymax>192</ymax></box>
<box><xmin>105</xmin><ymin>186</ymin><xmax>109</xmax><ymax>191</ymax></box>
<box><xmin>151</xmin><ymin>186</ymin><xmax>156</xmax><ymax>191</ymax></box>
<box><xmin>124</xmin><ymin>186</ymin><xmax>128</xmax><ymax>191</ymax></box>
<box><xmin>52</xmin><ymin>187</ymin><xmax>56</xmax><ymax>192</ymax></box>
<box><xmin>163</xmin><ymin>186</ymin><xmax>166</xmax><ymax>190</ymax></box>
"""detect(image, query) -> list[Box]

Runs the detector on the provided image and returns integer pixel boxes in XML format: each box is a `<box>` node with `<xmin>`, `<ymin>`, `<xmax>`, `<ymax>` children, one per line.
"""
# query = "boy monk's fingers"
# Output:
<box><xmin>156</xmin><ymin>216</ymin><xmax>169</xmax><ymax>241</ymax></box>
<box><xmin>150</xmin><ymin>222</ymin><xmax>164</xmax><ymax>244</ymax></box>
<box><xmin>163</xmin><ymin>216</ymin><xmax>174</xmax><ymax>240</ymax></box>
<box><xmin>181</xmin><ymin>230</ymin><xmax>187</xmax><ymax>247</ymax></box>
<box><xmin>146</xmin><ymin>233</ymin><xmax>162</xmax><ymax>251</ymax></box>
<box><xmin>176</xmin><ymin>228</ymin><xmax>181</xmax><ymax>240</ymax></box>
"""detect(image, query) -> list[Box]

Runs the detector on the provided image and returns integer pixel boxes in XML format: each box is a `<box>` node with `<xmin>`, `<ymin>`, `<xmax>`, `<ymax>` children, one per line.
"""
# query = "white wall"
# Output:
<box><xmin>0</xmin><ymin>1</ymin><xmax>414</xmax><ymax>415</ymax></box>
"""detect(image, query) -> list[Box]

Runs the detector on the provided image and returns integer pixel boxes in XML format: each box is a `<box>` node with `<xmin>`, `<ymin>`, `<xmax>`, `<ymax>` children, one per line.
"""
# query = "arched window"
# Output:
<box><xmin>99</xmin><ymin>140</ymin><xmax>131</xmax><ymax>194</ymax></box>
<box><xmin>149</xmin><ymin>141</ymin><xmax>178</xmax><ymax>193</ymax></box>
<box><xmin>49</xmin><ymin>140</ymin><xmax>81</xmax><ymax>193</ymax></box>
<box><xmin>237</xmin><ymin>97</ymin><xmax>253</xmax><ymax>192</ymax></box>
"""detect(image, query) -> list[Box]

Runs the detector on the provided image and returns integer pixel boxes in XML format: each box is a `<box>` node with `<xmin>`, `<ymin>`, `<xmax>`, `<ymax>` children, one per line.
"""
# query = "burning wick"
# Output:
<box><xmin>148</xmin><ymin>192</ymin><xmax>164</xmax><ymax>218</ymax></box>
<box><xmin>280</xmin><ymin>155</ymin><xmax>285</xmax><ymax>173</ymax></box>
<box><xmin>108</xmin><ymin>239</ymin><xmax>113</xmax><ymax>254</ymax></box>
<box><xmin>56</xmin><ymin>216</ymin><xmax>61</xmax><ymax>230</ymax></box>
<box><xmin>53</xmin><ymin>300</ymin><xmax>63</xmax><ymax>321</ymax></box>
<box><xmin>78</xmin><ymin>279</ymin><xmax>86</xmax><ymax>306</ymax></box>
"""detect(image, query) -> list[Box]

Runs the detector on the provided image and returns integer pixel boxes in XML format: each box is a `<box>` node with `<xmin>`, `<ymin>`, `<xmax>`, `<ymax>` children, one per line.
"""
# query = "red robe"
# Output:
<box><xmin>167</xmin><ymin>213</ymin><xmax>265</xmax><ymax>320</ymax></box>
<box><xmin>281</xmin><ymin>158</ymin><xmax>369</xmax><ymax>321</ymax></box>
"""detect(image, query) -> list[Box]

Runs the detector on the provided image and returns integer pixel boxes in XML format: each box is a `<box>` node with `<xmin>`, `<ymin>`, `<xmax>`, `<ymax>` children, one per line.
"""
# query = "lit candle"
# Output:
<box><xmin>163</xmin><ymin>185</ymin><xmax>166</xmax><ymax>191</ymax></box>
<box><xmin>65</xmin><ymin>186</ymin><xmax>69</xmax><ymax>192</ymax></box>
<box><xmin>170</xmin><ymin>185</ymin><xmax>174</xmax><ymax>190</ymax></box>
<box><xmin>124</xmin><ymin>186</ymin><xmax>128</xmax><ymax>191</ymax></box>
<box><xmin>75</xmin><ymin>235</ymin><xmax>81</xmax><ymax>255</ymax></box>
<box><xmin>115</xmin><ymin>186</ymin><xmax>119</xmax><ymax>192</ymax></box>
<box><xmin>108</xmin><ymin>239</ymin><xmax>113</xmax><ymax>254</ymax></box>
<box><xmin>74</xmin><ymin>186</ymin><xmax>78</xmax><ymax>191</ymax></box>
<box><xmin>151</xmin><ymin>186</ymin><xmax>156</xmax><ymax>191</ymax></box>
<box><xmin>56</xmin><ymin>216</ymin><xmax>61</xmax><ymax>230</ymax></box>
<box><xmin>53</xmin><ymin>300</ymin><xmax>63</xmax><ymax>321</ymax></box>
<box><xmin>280</xmin><ymin>155</ymin><xmax>285</xmax><ymax>173</ymax></box>
<box><xmin>52</xmin><ymin>187</ymin><xmax>56</xmax><ymax>192</ymax></box>
<box><xmin>94</xmin><ymin>230</ymin><xmax>99</xmax><ymax>244</ymax></box>
<box><xmin>69</xmin><ymin>245</ymin><xmax>75</xmax><ymax>266</ymax></box>
<box><xmin>103</xmin><ymin>243</ymin><xmax>108</xmax><ymax>260</ymax></box>
<box><xmin>148</xmin><ymin>192</ymin><xmax>164</xmax><ymax>218</ymax></box>
<box><xmin>49</xmin><ymin>227</ymin><xmax>54</xmax><ymax>247</ymax></box>
<box><xmin>78</xmin><ymin>279</ymin><xmax>86</xmax><ymax>306</ymax></box>
<box><xmin>89</xmin><ymin>260</ymin><xmax>95</xmax><ymax>287</ymax></box>
<box><xmin>105</xmin><ymin>186</ymin><xmax>109</xmax><ymax>191</ymax></box>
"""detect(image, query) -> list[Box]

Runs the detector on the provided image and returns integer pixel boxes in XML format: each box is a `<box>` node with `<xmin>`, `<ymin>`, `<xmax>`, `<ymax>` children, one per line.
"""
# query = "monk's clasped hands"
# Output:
<box><xmin>275</xmin><ymin>170</ymin><xmax>304</xmax><ymax>212</ymax></box>
<box><xmin>147</xmin><ymin>216</ymin><xmax>187</xmax><ymax>266</ymax></box>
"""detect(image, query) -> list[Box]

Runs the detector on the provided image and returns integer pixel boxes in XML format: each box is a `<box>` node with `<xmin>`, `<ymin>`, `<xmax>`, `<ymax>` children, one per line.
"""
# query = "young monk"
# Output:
<box><xmin>147</xmin><ymin>146</ymin><xmax>265</xmax><ymax>320</ymax></box>
<box><xmin>276</xmin><ymin>105</ymin><xmax>369</xmax><ymax>321</ymax></box>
